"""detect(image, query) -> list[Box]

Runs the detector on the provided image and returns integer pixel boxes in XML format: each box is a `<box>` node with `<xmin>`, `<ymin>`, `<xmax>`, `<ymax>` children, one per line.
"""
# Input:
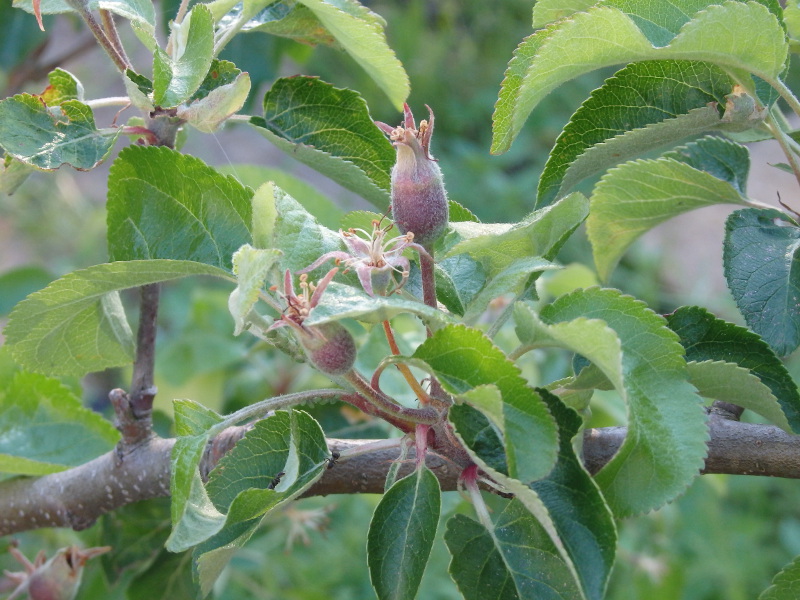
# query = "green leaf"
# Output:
<box><xmin>724</xmin><ymin>208</ymin><xmax>800</xmax><ymax>356</ymax></box>
<box><xmin>250</xmin><ymin>77</ymin><xmax>395</xmax><ymax>208</ymax></box>
<box><xmin>193</xmin><ymin>411</ymin><xmax>330</xmax><ymax>596</ymax></box>
<box><xmin>433</xmin><ymin>254</ymin><xmax>485</xmax><ymax>317</ymax></box>
<box><xmin>687</xmin><ymin>360</ymin><xmax>791</xmax><ymax>431</ymax></box>
<box><xmin>759</xmin><ymin>554</ymin><xmax>800</xmax><ymax>600</ymax></box>
<box><xmin>268</xmin><ymin>182</ymin><xmax>343</xmax><ymax>273</ymax></box>
<box><xmin>219</xmin><ymin>164</ymin><xmax>343</xmax><ymax>231</ymax></box>
<box><xmin>445</xmin><ymin>192</ymin><xmax>589</xmax><ymax>276</ymax></box>
<box><xmin>462</xmin><ymin>257</ymin><xmax>559</xmax><ymax>325</ymax></box>
<box><xmin>368</xmin><ymin>467</ymin><xmax>441</xmax><ymax>600</ymax></box>
<box><xmin>516</xmin><ymin>288</ymin><xmax>708</xmax><ymax>516</ymax></box>
<box><xmin>0</xmin><ymin>155</ymin><xmax>36</xmax><ymax>195</ymax></box>
<box><xmin>448</xmin><ymin>402</ymin><xmax>508</xmax><ymax>476</ymax></box>
<box><xmin>666</xmin><ymin>305</ymin><xmax>800</xmax><ymax>432</ymax></box>
<box><xmin>536</xmin><ymin>60</ymin><xmax>735</xmax><ymax>208</ymax></box>
<box><xmin>493</xmin><ymin>1</ymin><xmax>787</xmax><ymax>154</ymax></box>
<box><xmin>228</xmin><ymin>245</ymin><xmax>282</xmax><ymax>335</ymax></box>
<box><xmin>0</xmin><ymin>94</ymin><xmax>120</xmax><ymax>170</ymax></box>
<box><xmin>588</xmin><ymin>139</ymin><xmax>753</xmax><ymax>281</ymax></box>
<box><xmin>173</xmin><ymin>398</ymin><xmax>224</xmax><ymax>437</ymax></box>
<box><xmin>306</xmin><ymin>281</ymin><xmax>454</xmax><ymax>328</ymax></box>
<box><xmin>235</xmin><ymin>1</ymin><xmax>338</xmax><ymax>45</ymax></box>
<box><xmin>178</xmin><ymin>70</ymin><xmax>250</xmax><ymax>133</ymax></box>
<box><xmin>295</xmin><ymin>0</ymin><xmax>409</xmax><ymax>109</ymax></box>
<box><xmin>0</xmin><ymin>358</ymin><xmax>119</xmax><ymax>475</ymax></box>
<box><xmin>153</xmin><ymin>5</ymin><xmax>214</xmax><ymax>107</ymax></box>
<box><xmin>107</xmin><ymin>146</ymin><xmax>253</xmax><ymax>270</ymax></box>
<box><xmin>414</xmin><ymin>324</ymin><xmax>558</xmax><ymax>483</ymax></box>
<box><xmin>4</xmin><ymin>260</ymin><xmax>229</xmax><ymax>376</ymax></box>
<box><xmin>526</xmin><ymin>390</ymin><xmax>617</xmax><ymax>600</ymax></box>
<box><xmin>41</xmin><ymin>68</ymin><xmax>84</xmax><ymax>104</ymax></box>
<box><xmin>445</xmin><ymin>500</ymin><xmax>583</xmax><ymax>600</ymax></box>
<box><xmin>128</xmin><ymin>549</ymin><xmax>194</xmax><ymax>600</ymax></box>
<box><xmin>13</xmin><ymin>0</ymin><xmax>155</xmax><ymax>31</ymax></box>
<box><xmin>532</xmin><ymin>0</ymin><xmax>597</xmax><ymax>27</ymax></box>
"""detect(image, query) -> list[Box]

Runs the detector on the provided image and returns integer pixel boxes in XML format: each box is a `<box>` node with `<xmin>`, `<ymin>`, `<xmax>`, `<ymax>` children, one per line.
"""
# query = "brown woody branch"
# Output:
<box><xmin>1</xmin><ymin>414</ymin><xmax>799</xmax><ymax>537</ymax></box>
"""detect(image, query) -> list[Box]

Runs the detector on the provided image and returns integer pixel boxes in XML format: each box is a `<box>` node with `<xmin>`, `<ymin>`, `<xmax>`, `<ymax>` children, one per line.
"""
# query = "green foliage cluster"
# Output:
<box><xmin>3</xmin><ymin>1</ymin><xmax>800</xmax><ymax>599</ymax></box>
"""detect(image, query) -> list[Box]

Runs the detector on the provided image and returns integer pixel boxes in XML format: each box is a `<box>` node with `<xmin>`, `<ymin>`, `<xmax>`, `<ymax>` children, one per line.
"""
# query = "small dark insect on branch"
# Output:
<box><xmin>326</xmin><ymin>451</ymin><xmax>340</xmax><ymax>470</ymax></box>
<box><xmin>268</xmin><ymin>472</ymin><xmax>285</xmax><ymax>490</ymax></box>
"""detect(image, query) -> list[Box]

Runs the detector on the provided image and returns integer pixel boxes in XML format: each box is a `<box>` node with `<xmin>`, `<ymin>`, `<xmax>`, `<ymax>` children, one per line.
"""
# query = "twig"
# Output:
<box><xmin>65</xmin><ymin>0</ymin><xmax>129</xmax><ymax>72</ymax></box>
<box><xmin>127</xmin><ymin>283</ymin><xmax>160</xmax><ymax>428</ymax></box>
<box><xmin>3</xmin><ymin>419</ymin><xmax>799</xmax><ymax>536</ymax></box>
<box><xmin>98</xmin><ymin>9</ymin><xmax>131</xmax><ymax>68</ymax></box>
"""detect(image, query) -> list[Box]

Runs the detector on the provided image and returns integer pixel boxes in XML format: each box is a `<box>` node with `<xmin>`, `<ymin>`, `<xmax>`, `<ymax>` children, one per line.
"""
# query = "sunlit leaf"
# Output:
<box><xmin>493</xmin><ymin>1</ymin><xmax>787</xmax><ymax>154</ymax></box>
<box><xmin>250</xmin><ymin>77</ymin><xmax>394</xmax><ymax>208</ymax></box>
<box><xmin>667</xmin><ymin>305</ymin><xmax>800</xmax><ymax>431</ymax></box>
<box><xmin>515</xmin><ymin>289</ymin><xmax>708</xmax><ymax>516</ymax></box>
<box><xmin>153</xmin><ymin>5</ymin><xmax>214</xmax><ymax>107</ymax></box>
<box><xmin>588</xmin><ymin>137</ymin><xmax>753</xmax><ymax>281</ymax></box>
<box><xmin>4</xmin><ymin>260</ymin><xmax>229</xmax><ymax>376</ymax></box>
<box><xmin>107</xmin><ymin>146</ymin><xmax>253</xmax><ymax>270</ymax></box>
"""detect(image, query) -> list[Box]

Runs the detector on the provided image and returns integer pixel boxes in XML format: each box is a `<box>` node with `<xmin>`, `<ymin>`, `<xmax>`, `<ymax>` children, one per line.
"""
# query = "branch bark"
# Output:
<box><xmin>2</xmin><ymin>416</ymin><xmax>799</xmax><ymax>536</ymax></box>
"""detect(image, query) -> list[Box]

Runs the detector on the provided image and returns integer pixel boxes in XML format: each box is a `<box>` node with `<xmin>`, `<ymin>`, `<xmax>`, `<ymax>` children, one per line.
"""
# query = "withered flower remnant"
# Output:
<box><xmin>299</xmin><ymin>220</ymin><xmax>431</xmax><ymax>297</ymax></box>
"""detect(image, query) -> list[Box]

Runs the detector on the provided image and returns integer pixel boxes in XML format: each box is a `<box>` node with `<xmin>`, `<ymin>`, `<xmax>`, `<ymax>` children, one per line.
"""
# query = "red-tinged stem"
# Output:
<box><xmin>381</xmin><ymin>320</ymin><xmax>433</xmax><ymax>405</ymax></box>
<box><xmin>415</xmin><ymin>424</ymin><xmax>430</xmax><ymax>468</ymax></box>
<box><xmin>121</xmin><ymin>126</ymin><xmax>158</xmax><ymax>145</ymax></box>
<box><xmin>343</xmin><ymin>370</ymin><xmax>440</xmax><ymax>427</ymax></box>
<box><xmin>65</xmin><ymin>0</ymin><xmax>129</xmax><ymax>71</ymax></box>
<box><xmin>419</xmin><ymin>249</ymin><xmax>438</xmax><ymax>316</ymax></box>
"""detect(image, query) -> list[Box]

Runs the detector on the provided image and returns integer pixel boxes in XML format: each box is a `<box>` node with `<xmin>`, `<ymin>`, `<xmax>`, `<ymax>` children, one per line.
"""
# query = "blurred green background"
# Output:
<box><xmin>2</xmin><ymin>0</ymin><xmax>800</xmax><ymax>598</ymax></box>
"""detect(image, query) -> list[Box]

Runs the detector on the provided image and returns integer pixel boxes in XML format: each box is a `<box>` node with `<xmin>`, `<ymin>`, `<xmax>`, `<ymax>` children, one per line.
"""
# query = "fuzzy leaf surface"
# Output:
<box><xmin>251</xmin><ymin>77</ymin><xmax>394</xmax><ymax>207</ymax></box>
<box><xmin>493</xmin><ymin>1</ymin><xmax>787</xmax><ymax>154</ymax></box>
<box><xmin>194</xmin><ymin>411</ymin><xmax>330</xmax><ymax>596</ymax></box>
<box><xmin>517</xmin><ymin>288</ymin><xmax>708</xmax><ymax>516</ymax></box>
<box><xmin>666</xmin><ymin>305</ymin><xmax>800</xmax><ymax>432</ymax></box>
<box><xmin>414</xmin><ymin>325</ymin><xmax>558</xmax><ymax>483</ymax></box>
<box><xmin>107</xmin><ymin>146</ymin><xmax>253</xmax><ymax>271</ymax></box>
<box><xmin>40</xmin><ymin>68</ymin><xmax>84</xmax><ymax>104</ymax></box>
<box><xmin>532</xmin><ymin>0</ymin><xmax>597</xmax><ymax>27</ymax></box>
<box><xmin>462</xmin><ymin>257</ymin><xmax>558</xmax><ymax>325</ymax></box>
<box><xmin>588</xmin><ymin>138</ymin><xmax>752</xmax><ymax>281</ymax></box>
<box><xmin>0</xmin><ymin>94</ymin><xmax>119</xmax><ymax>170</ymax></box>
<box><xmin>228</xmin><ymin>245</ymin><xmax>282</xmax><ymax>336</ymax></box>
<box><xmin>266</xmin><ymin>183</ymin><xmax>343</xmax><ymax>274</ymax></box>
<box><xmin>0</xmin><ymin>357</ymin><xmax>119</xmax><ymax>475</ymax></box>
<box><xmin>445</xmin><ymin>192</ymin><xmax>588</xmax><ymax>276</ymax></box>
<box><xmin>724</xmin><ymin>208</ymin><xmax>800</xmax><ymax>356</ymax></box>
<box><xmin>445</xmin><ymin>500</ymin><xmax>582</xmax><ymax>600</ymax></box>
<box><xmin>4</xmin><ymin>260</ymin><xmax>229</xmax><ymax>376</ymax></box>
<box><xmin>306</xmin><ymin>281</ymin><xmax>454</xmax><ymax>328</ymax></box>
<box><xmin>295</xmin><ymin>0</ymin><xmax>409</xmax><ymax>108</ymax></box>
<box><xmin>525</xmin><ymin>390</ymin><xmax>617</xmax><ymax>600</ymax></box>
<box><xmin>367</xmin><ymin>467</ymin><xmax>441</xmax><ymax>600</ymax></box>
<box><xmin>687</xmin><ymin>360</ymin><xmax>791</xmax><ymax>431</ymax></box>
<box><xmin>153</xmin><ymin>5</ymin><xmax>214</xmax><ymax>107</ymax></box>
<box><xmin>536</xmin><ymin>60</ymin><xmax>734</xmax><ymax>207</ymax></box>
<box><xmin>178</xmin><ymin>68</ymin><xmax>251</xmax><ymax>133</ymax></box>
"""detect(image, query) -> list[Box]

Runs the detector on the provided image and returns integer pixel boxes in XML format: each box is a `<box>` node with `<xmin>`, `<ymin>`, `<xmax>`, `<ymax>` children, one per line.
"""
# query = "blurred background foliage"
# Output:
<box><xmin>2</xmin><ymin>0</ymin><xmax>800</xmax><ymax>598</ymax></box>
